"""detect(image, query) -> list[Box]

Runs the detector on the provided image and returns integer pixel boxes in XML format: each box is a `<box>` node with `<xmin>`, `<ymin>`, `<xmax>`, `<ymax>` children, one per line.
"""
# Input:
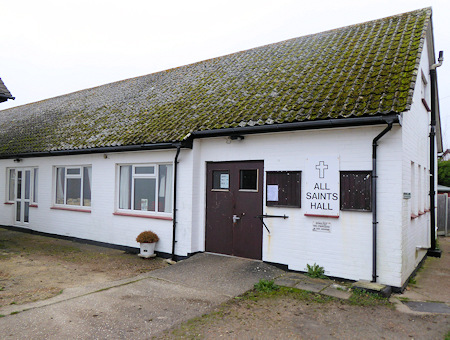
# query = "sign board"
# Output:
<box><xmin>312</xmin><ymin>221</ymin><xmax>331</xmax><ymax>233</ymax></box>
<box><xmin>304</xmin><ymin>156</ymin><xmax>340</xmax><ymax>217</ymax></box>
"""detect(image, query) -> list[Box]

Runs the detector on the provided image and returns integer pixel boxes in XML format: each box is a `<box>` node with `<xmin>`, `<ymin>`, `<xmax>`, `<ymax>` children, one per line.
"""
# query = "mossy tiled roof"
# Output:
<box><xmin>0</xmin><ymin>8</ymin><xmax>431</xmax><ymax>157</ymax></box>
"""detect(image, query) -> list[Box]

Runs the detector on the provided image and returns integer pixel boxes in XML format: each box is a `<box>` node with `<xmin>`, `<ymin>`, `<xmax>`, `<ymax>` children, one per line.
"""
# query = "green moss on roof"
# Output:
<box><xmin>0</xmin><ymin>7</ymin><xmax>432</xmax><ymax>157</ymax></box>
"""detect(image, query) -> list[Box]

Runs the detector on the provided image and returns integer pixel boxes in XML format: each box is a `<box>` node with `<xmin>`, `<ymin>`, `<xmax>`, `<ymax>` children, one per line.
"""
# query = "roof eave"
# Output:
<box><xmin>189</xmin><ymin>114</ymin><xmax>400</xmax><ymax>139</ymax></box>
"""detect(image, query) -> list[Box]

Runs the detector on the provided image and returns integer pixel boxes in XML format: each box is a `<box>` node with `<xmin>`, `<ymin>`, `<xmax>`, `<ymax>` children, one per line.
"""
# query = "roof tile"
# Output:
<box><xmin>0</xmin><ymin>7</ymin><xmax>432</xmax><ymax>157</ymax></box>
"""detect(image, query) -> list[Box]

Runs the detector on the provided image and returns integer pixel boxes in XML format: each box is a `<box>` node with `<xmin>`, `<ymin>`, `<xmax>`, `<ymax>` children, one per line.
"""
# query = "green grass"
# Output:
<box><xmin>236</xmin><ymin>286</ymin><xmax>337</xmax><ymax>304</ymax></box>
<box><xmin>348</xmin><ymin>289</ymin><xmax>392</xmax><ymax>307</ymax></box>
<box><xmin>163</xmin><ymin>285</ymin><xmax>396</xmax><ymax>339</ymax></box>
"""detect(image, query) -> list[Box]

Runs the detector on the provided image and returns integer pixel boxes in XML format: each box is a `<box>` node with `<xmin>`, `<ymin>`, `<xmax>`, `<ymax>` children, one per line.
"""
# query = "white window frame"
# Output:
<box><xmin>421</xmin><ymin>70</ymin><xmax>428</xmax><ymax>101</ymax></box>
<box><xmin>6</xmin><ymin>167</ymin><xmax>39</xmax><ymax>205</ymax></box>
<box><xmin>54</xmin><ymin>165</ymin><xmax>92</xmax><ymax>208</ymax></box>
<box><xmin>116</xmin><ymin>163</ymin><xmax>173</xmax><ymax>216</ymax></box>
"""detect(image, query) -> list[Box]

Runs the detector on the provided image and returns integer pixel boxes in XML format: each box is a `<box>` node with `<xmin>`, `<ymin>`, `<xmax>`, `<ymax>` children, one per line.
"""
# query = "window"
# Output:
<box><xmin>118</xmin><ymin>164</ymin><xmax>172</xmax><ymax>213</ymax></box>
<box><xmin>266</xmin><ymin>171</ymin><xmax>301</xmax><ymax>207</ymax></box>
<box><xmin>410</xmin><ymin>162</ymin><xmax>417</xmax><ymax>215</ymax></box>
<box><xmin>6</xmin><ymin>168</ymin><xmax>38</xmax><ymax>204</ymax></box>
<box><xmin>425</xmin><ymin>167</ymin><xmax>430</xmax><ymax>210</ymax></box>
<box><xmin>212</xmin><ymin>170</ymin><xmax>229</xmax><ymax>190</ymax></box>
<box><xmin>421</xmin><ymin>70</ymin><xmax>431</xmax><ymax>111</ymax></box>
<box><xmin>55</xmin><ymin>166</ymin><xmax>92</xmax><ymax>207</ymax></box>
<box><xmin>421</xmin><ymin>71</ymin><xmax>428</xmax><ymax>100</ymax></box>
<box><xmin>8</xmin><ymin>168</ymin><xmax>15</xmax><ymax>202</ymax></box>
<box><xmin>418</xmin><ymin>165</ymin><xmax>423</xmax><ymax>212</ymax></box>
<box><xmin>33</xmin><ymin>168</ymin><xmax>39</xmax><ymax>204</ymax></box>
<box><xmin>239</xmin><ymin>169</ymin><xmax>258</xmax><ymax>191</ymax></box>
<box><xmin>340</xmin><ymin>171</ymin><xmax>372</xmax><ymax>211</ymax></box>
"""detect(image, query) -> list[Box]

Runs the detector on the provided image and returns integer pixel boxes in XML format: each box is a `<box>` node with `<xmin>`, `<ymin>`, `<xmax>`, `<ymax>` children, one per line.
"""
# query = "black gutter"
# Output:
<box><xmin>371</xmin><ymin>119</ymin><xmax>394</xmax><ymax>282</ymax></box>
<box><xmin>190</xmin><ymin>114</ymin><xmax>400</xmax><ymax>139</ymax></box>
<box><xmin>0</xmin><ymin>140</ymin><xmax>193</xmax><ymax>160</ymax></box>
<box><xmin>170</xmin><ymin>144</ymin><xmax>182</xmax><ymax>262</ymax></box>
<box><xmin>427</xmin><ymin>60</ymin><xmax>442</xmax><ymax>258</ymax></box>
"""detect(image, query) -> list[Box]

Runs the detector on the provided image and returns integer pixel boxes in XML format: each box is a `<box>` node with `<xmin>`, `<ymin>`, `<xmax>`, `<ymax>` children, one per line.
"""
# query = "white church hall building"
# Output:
<box><xmin>0</xmin><ymin>8</ymin><xmax>443</xmax><ymax>290</ymax></box>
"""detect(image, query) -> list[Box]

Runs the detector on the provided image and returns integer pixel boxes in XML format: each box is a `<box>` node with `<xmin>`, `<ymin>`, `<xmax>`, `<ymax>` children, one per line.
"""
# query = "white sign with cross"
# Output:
<box><xmin>304</xmin><ymin>156</ymin><xmax>340</xmax><ymax>218</ymax></box>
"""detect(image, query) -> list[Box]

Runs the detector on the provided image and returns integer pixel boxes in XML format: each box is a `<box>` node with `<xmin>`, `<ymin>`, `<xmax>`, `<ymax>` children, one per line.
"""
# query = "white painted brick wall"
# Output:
<box><xmin>193</xmin><ymin>125</ymin><xmax>404</xmax><ymax>286</ymax></box>
<box><xmin>0</xmin><ymin>149</ymin><xmax>195</xmax><ymax>256</ymax></box>
<box><xmin>400</xmin><ymin>38</ymin><xmax>434</xmax><ymax>285</ymax></box>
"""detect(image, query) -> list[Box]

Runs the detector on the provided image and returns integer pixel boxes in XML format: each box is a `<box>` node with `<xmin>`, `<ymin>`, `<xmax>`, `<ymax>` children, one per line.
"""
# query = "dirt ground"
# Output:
<box><xmin>1</xmin><ymin>227</ymin><xmax>449</xmax><ymax>339</ymax></box>
<box><xmin>0</xmin><ymin>227</ymin><xmax>167</xmax><ymax>307</ymax></box>
<box><xmin>159</xmin><ymin>290</ymin><xmax>449</xmax><ymax>339</ymax></box>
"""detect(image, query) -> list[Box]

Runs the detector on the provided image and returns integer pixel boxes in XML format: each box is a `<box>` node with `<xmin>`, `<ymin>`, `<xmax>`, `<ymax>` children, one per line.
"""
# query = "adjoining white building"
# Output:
<box><xmin>0</xmin><ymin>8</ymin><xmax>443</xmax><ymax>290</ymax></box>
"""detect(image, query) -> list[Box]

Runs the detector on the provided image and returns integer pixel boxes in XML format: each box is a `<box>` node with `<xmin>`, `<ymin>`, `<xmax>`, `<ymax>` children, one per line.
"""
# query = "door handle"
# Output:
<box><xmin>232</xmin><ymin>215</ymin><xmax>241</xmax><ymax>224</ymax></box>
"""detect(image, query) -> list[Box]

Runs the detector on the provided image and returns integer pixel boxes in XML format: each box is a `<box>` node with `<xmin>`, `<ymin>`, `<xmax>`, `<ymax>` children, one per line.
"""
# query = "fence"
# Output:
<box><xmin>437</xmin><ymin>194</ymin><xmax>449</xmax><ymax>236</ymax></box>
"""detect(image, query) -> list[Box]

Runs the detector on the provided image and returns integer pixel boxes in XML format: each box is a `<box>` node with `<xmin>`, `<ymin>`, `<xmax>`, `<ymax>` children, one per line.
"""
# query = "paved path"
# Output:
<box><xmin>0</xmin><ymin>253</ymin><xmax>283</xmax><ymax>339</ymax></box>
<box><xmin>392</xmin><ymin>236</ymin><xmax>450</xmax><ymax>314</ymax></box>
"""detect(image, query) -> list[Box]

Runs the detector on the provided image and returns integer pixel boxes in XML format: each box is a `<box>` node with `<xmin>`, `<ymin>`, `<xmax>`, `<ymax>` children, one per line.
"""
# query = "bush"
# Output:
<box><xmin>438</xmin><ymin>160</ymin><xmax>450</xmax><ymax>187</ymax></box>
<box><xmin>306</xmin><ymin>263</ymin><xmax>327</xmax><ymax>279</ymax></box>
<box><xmin>136</xmin><ymin>230</ymin><xmax>159</xmax><ymax>243</ymax></box>
<box><xmin>254</xmin><ymin>279</ymin><xmax>279</xmax><ymax>292</ymax></box>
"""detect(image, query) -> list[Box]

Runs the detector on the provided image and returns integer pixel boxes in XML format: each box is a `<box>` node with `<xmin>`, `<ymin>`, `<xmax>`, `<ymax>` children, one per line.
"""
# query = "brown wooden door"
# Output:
<box><xmin>205</xmin><ymin>161</ymin><xmax>263</xmax><ymax>260</ymax></box>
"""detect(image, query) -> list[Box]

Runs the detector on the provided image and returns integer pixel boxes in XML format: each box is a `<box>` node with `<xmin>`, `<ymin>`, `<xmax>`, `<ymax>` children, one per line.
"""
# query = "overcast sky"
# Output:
<box><xmin>1</xmin><ymin>0</ymin><xmax>449</xmax><ymax>148</ymax></box>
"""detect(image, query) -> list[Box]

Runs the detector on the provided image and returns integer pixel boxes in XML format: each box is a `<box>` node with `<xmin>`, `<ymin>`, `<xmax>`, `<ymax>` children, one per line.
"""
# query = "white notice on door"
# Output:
<box><xmin>267</xmin><ymin>185</ymin><xmax>279</xmax><ymax>201</ymax></box>
<box><xmin>220</xmin><ymin>173</ymin><xmax>229</xmax><ymax>189</ymax></box>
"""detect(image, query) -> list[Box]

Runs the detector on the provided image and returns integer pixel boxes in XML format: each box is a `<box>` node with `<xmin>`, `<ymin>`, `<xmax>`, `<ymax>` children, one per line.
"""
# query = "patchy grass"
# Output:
<box><xmin>348</xmin><ymin>289</ymin><xmax>392</xmax><ymax>307</ymax></box>
<box><xmin>160</xmin><ymin>286</ymin><xmax>398</xmax><ymax>339</ymax></box>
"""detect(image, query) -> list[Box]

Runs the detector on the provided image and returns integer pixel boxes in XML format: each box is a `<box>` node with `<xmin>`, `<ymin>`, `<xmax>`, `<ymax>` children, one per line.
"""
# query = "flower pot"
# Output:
<box><xmin>138</xmin><ymin>242</ymin><xmax>156</xmax><ymax>258</ymax></box>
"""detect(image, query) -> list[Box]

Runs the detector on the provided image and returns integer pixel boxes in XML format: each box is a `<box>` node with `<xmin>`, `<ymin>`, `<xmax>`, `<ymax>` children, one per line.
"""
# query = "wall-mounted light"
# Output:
<box><xmin>13</xmin><ymin>158</ymin><xmax>22</xmax><ymax>163</ymax></box>
<box><xmin>103</xmin><ymin>154</ymin><xmax>108</xmax><ymax>159</ymax></box>
<box><xmin>230</xmin><ymin>135</ymin><xmax>245</xmax><ymax>141</ymax></box>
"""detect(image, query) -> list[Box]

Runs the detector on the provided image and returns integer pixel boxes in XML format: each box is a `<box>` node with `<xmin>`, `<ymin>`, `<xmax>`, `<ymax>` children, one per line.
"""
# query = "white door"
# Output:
<box><xmin>15</xmin><ymin>169</ymin><xmax>31</xmax><ymax>225</ymax></box>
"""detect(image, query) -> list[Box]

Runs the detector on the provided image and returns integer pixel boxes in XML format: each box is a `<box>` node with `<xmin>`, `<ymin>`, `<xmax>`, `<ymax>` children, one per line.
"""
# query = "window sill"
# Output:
<box><xmin>113</xmin><ymin>211</ymin><xmax>173</xmax><ymax>220</ymax></box>
<box><xmin>418</xmin><ymin>211</ymin><xmax>426</xmax><ymax>216</ymax></box>
<box><xmin>4</xmin><ymin>202</ymin><xmax>13</xmax><ymax>205</ymax></box>
<box><xmin>411</xmin><ymin>213</ymin><xmax>419</xmax><ymax>219</ymax></box>
<box><xmin>51</xmin><ymin>206</ymin><xmax>91</xmax><ymax>213</ymax></box>
<box><xmin>30</xmin><ymin>204</ymin><xmax>38</xmax><ymax>208</ymax></box>
<box><xmin>424</xmin><ymin>209</ymin><xmax>430</xmax><ymax>212</ymax></box>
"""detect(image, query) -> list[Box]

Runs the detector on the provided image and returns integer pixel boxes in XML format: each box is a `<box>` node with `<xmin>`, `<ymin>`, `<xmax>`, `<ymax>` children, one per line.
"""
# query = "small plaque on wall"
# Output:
<box><xmin>312</xmin><ymin>221</ymin><xmax>331</xmax><ymax>233</ymax></box>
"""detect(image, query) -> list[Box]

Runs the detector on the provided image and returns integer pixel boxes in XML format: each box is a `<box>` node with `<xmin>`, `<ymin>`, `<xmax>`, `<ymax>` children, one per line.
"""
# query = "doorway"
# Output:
<box><xmin>13</xmin><ymin>168</ymin><xmax>33</xmax><ymax>225</ymax></box>
<box><xmin>205</xmin><ymin>161</ymin><xmax>263</xmax><ymax>260</ymax></box>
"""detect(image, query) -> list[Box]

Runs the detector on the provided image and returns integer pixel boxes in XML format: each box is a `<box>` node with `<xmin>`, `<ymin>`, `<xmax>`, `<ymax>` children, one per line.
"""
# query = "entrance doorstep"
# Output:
<box><xmin>352</xmin><ymin>280</ymin><xmax>392</xmax><ymax>298</ymax></box>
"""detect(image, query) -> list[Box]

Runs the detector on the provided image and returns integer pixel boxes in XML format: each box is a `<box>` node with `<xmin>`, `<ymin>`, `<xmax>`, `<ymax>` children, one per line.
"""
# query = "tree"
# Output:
<box><xmin>438</xmin><ymin>160</ymin><xmax>450</xmax><ymax>187</ymax></box>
